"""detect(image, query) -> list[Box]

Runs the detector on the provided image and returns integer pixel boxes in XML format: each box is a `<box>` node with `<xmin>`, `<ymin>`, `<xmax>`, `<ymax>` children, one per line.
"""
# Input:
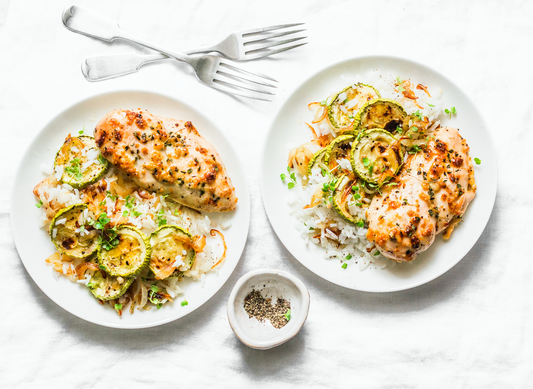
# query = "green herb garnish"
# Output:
<box><xmin>474</xmin><ymin>157</ymin><xmax>481</xmax><ymax>165</ymax></box>
<box><xmin>444</xmin><ymin>106</ymin><xmax>457</xmax><ymax>118</ymax></box>
<box><xmin>281</xmin><ymin>166</ymin><xmax>298</xmax><ymax>190</ymax></box>
<box><xmin>36</xmin><ymin>200</ymin><xmax>43</xmax><ymax>208</ymax></box>
<box><xmin>156</xmin><ymin>209</ymin><xmax>167</xmax><ymax>227</ymax></box>
<box><xmin>181</xmin><ymin>300</ymin><xmax>188</xmax><ymax>307</ymax></box>
<box><xmin>64</xmin><ymin>157</ymin><xmax>83</xmax><ymax>180</ymax></box>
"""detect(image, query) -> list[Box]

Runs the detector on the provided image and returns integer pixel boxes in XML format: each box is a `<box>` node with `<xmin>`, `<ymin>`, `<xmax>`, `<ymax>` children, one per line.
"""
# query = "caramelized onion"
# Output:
<box><xmin>210</xmin><ymin>229</ymin><xmax>227</xmax><ymax>269</ymax></box>
<box><xmin>312</xmin><ymin>107</ymin><xmax>328</xmax><ymax>124</ymax></box>
<box><xmin>303</xmin><ymin>187</ymin><xmax>324</xmax><ymax>209</ymax></box>
<box><xmin>306</xmin><ymin>123</ymin><xmax>318</xmax><ymax>139</ymax></box>
<box><xmin>75</xmin><ymin>261</ymin><xmax>99</xmax><ymax>279</ymax></box>
<box><xmin>192</xmin><ymin>235</ymin><xmax>207</xmax><ymax>253</ymax></box>
<box><xmin>416</xmin><ymin>84</ymin><xmax>431</xmax><ymax>97</ymax></box>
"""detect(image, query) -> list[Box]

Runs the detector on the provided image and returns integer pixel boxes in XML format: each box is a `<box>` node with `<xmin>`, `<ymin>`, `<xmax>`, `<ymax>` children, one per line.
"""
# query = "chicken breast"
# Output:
<box><xmin>366</xmin><ymin>127</ymin><xmax>476</xmax><ymax>262</ymax></box>
<box><xmin>94</xmin><ymin>109</ymin><xmax>237</xmax><ymax>212</ymax></box>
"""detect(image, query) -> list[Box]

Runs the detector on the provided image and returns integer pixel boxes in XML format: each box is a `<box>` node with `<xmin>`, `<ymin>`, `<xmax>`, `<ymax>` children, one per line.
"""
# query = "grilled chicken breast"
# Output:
<box><xmin>94</xmin><ymin>109</ymin><xmax>237</xmax><ymax>212</ymax></box>
<box><xmin>366</xmin><ymin>127</ymin><xmax>476</xmax><ymax>262</ymax></box>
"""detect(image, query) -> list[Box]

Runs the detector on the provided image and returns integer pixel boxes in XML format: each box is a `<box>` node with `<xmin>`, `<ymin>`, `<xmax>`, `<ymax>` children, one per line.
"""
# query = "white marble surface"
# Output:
<box><xmin>1</xmin><ymin>0</ymin><xmax>531</xmax><ymax>387</ymax></box>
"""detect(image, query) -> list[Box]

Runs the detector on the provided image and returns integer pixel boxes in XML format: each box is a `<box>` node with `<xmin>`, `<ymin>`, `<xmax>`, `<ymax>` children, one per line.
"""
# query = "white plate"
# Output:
<box><xmin>260</xmin><ymin>56</ymin><xmax>497</xmax><ymax>292</ymax></box>
<box><xmin>11</xmin><ymin>90</ymin><xmax>250</xmax><ymax>328</ymax></box>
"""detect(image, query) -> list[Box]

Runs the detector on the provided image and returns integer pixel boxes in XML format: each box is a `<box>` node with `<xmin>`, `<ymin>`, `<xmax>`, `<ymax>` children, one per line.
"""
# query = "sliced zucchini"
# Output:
<box><xmin>324</xmin><ymin>135</ymin><xmax>355</xmax><ymax>173</ymax></box>
<box><xmin>54</xmin><ymin>135</ymin><xmax>108</xmax><ymax>189</ymax></box>
<box><xmin>149</xmin><ymin>225</ymin><xmax>196</xmax><ymax>280</ymax></box>
<box><xmin>306</xmin><ymin>148</ymin><xmax>327</xmax><ymax>177</ymax></box>
<box><xmin>328</xmin><ymin>84</ymin><xmax>380</xmax><ymax>132</ymax></box>
<box><xmin>88</xmin><ymin>268</ymin><xmax>134</xmax><ymax>301</ymax></box>
<box><xmin>353</xmin><ymin>98</ymin><xmax>408</xmax><ymax>134</ymax></box>
<box><xmin>351</xmin><ymin>129</ymin><xmax>403</xmax><ymax>185</ymax></box>
<box><xmin>332</xmin><ymin>175</ymin><xmax>364</xmax><ymax>225</ymax></box>
<box><xmin>49</xmin><ymin>204</ymin><xmax>98</xmax><ymax>259</ymax></box>
<box><xmin>98</xmin><ymin>225</ymin><xmax>151</xmax><ymax>277</ymax></box>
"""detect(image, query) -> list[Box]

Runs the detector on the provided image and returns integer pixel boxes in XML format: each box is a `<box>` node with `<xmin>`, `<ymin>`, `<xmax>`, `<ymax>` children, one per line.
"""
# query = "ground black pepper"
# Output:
<box><xmin>243</xmin><ymin>289</ymin><xmax>291</xmax><ymax>329</ymax></box>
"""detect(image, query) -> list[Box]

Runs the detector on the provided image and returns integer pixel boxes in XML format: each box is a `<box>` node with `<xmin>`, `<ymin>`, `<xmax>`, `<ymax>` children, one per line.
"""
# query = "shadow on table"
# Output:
<box><xmin>229</xmin><ymin>325</ymin><xmax>308</xmax><ymax>378</ymax></box>
<box><xmin>271</xmin><ymin>192</ymin><xmax>502</xmax><ymax>315</ymax></box>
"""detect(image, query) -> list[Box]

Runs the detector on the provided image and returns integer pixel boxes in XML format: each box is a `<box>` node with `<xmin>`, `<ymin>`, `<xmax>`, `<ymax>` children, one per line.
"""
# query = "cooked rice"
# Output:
<box><xmin>287</xmin><ymin>71</ymin><xmax>446</xmax><ymax>271</ymax></box>
<box><xmin>36</xmin><ymin>158</ymin><xmax>229</xmax><ymax>314</ymax></box>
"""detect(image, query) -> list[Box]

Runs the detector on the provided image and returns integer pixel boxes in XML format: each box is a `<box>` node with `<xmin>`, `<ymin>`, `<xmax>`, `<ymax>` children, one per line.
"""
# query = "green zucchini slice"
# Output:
<box><xmin>328</xmin><ymin>84</ymin><xmax>380</xmax><ymax>132</ymax></box>
<box><xmin>49</xmin><ymin>204</ymin><xmax>99</xmax><ymax>259</ymax></box>
<box><xmin>88</xmin><ymin>268</ymin><xmax>134</xmax><ymax>301</ymax></box>
<box><xmin>306</xmin><ymin>148</ymin><xmax>327</xmax><ymax>177</ymax></box>
<box><xmin>351</xmin><ymin>129</ymin><xmax>403</xmax><ymax>185</ymax></box>
<box><xmin>353</xmin><ymin>98</ymin><xmax>408</xmax><ymax>134</ymax></box>
<box><xmin>332</xmin><ymin>175</ymin><xmax>364</xmax><ymax>225</ymax></box>
<box><xmin>149</xmin><ymin>225</ymin><xmax>196</xmax><ymax>280</ymax></box>
<box><xmin>54</xmin><ymin>135</ymin><xmax>109</xmax><ymax>189</ymax></box>
<box><xmin>98</xmin><ymin>225</ymin><xmax>151</xmax><ymax>277</ymax></box>
<box><xmin>324</xmin><ymin>135</ymin><xmax>355</xmax><ymax>173</ymax></box>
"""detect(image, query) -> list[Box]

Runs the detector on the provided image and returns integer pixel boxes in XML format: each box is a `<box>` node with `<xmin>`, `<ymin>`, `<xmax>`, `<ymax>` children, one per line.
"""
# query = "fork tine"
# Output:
<box><xmin>219</xmin><ymin>61</ymin><xmax>278</xmax><ymax>83</ymax></box>
<box><xmin>216</xmin><ymin>70</ymin><xmax>277</xmax><ymax>90</ymax></box>
<box><xmin>244</xmin><ymin>42</ymin><xmax>308</xmax><ymax>60</ymax></box>
<box><xmin>245</xmin><ymin>36</ymin><xmax>307</xmax><ymax>53</ymax></box>
<box><xmin>213</xmin><ymin>75</ymin><xmax>275</xmax><ymax>95</ymax></box>
<box><xmin>241</xmin><ymin>23</ymin><xmax>305</xmax><ymax>36</ymax></box>
<box><xmin>210</xmin><ymin>80</ymin><xmax>274</xmax><ymax>102</ymax></box>
<box><xmin>244</xmin><ymin>29</ymin><xmax>306</xmax><ymax>45</ymax></box>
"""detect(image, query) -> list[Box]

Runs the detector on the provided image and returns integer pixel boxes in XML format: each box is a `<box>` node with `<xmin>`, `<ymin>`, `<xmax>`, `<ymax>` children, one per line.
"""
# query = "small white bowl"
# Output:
<box><xmin>227</xmin><ymin>269</ymin><xmax>310</xmax><ymax>350</ymax></box>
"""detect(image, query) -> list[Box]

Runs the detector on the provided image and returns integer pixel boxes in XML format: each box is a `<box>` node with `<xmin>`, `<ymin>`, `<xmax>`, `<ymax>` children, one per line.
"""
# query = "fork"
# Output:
<box><xmin>62</xmin><ymin>5</ymin><xmax>278</xmax><ymax>101</ymax></box>
<box><xmin>82</xmin><ymin>23</ymin><xmax>307</xmax><ymax>82</ymax></box>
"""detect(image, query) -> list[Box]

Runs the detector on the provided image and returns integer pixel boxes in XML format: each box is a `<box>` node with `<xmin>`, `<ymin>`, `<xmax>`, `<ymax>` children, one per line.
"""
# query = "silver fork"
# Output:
<box><xmin>62</xmin><ymin>5</ymin><xmax>278</xmax><ymax>101</ymax></box>
<box><xmin>82</xmin><ymin>23</ymin><xmax>307</xmax><ymax>82</ymax></box>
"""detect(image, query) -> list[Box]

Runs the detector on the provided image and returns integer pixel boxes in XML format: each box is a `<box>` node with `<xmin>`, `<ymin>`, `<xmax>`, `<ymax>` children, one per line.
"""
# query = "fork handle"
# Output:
<box><xmin>62</xmin><ymin>5</ymin><xmax>191</xmax><ymax>63</ymax></box>
<box><xmin>81</xmin><ymin>52</ymin><xmax>170</xmax><ymax>81</ymax></box>
<box><xmin>81</xmin><ymin>47</ymin><xmax>227</xmax><ymax>81</ymax></box>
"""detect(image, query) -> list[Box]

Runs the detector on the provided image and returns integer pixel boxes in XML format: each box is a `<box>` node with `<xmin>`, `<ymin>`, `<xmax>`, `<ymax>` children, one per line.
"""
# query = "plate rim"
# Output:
<box><xmin>11</xmin><ymin>88</ymin><xmax>251</xmax><ymax>328</ymax></box>
<box><xmin>260</xmin><ymin>54</ymin><xmax>498</xmax><ymax>293</ymax></box>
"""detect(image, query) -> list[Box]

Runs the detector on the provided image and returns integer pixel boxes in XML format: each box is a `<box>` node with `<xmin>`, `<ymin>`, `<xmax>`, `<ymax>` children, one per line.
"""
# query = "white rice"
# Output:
<box><xmin>37</xmin><ymin>163</ymin><xmax>227</xmax><ymax>306</ymax></box>
<box><xmin>288</xmin><ymin>71</ymin><xmax>446</xmax><ymax>270</ymax></box>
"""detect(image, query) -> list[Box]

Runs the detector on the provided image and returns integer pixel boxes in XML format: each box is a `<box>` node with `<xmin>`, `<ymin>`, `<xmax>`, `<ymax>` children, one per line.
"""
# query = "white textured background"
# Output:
<box><xmin>1</xmin><ymin>0</ymin><xmax>531</xmax><ymax>387</ymax></box>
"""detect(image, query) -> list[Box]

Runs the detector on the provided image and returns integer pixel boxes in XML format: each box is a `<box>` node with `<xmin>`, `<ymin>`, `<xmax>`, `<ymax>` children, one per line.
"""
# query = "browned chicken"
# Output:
<box><xmin>366</xmin><ymin>127</ymin><xmax>476</xmax><ymax>262</ymax></box>
<box><xmin>94</xmin><ymin>109</ymin><xmax>237</xmax><ymax>212</ymax></box>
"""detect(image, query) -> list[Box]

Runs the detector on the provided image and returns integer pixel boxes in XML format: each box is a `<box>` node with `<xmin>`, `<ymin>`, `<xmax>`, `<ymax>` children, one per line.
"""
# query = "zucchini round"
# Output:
<box><xmin>49</xmin><ymin>204</ymin><xmax>98</xmax><ymax>259</ymax></box>
<box><xmin>328</xmin><ymin>84</ymin><xmax>380</xmax><ymax>132</ymax></box>
<box><xmin>54</xmin><ymin>135</ymin><xmax>109</xmax><ymax>189</ymax></box>
<box><xmin>306</xmin><ymin>148</ymin><xmax>327</xmax><ymax>177</ymax></box>
<box><xmin>88</xmin><ymin>269</ymin><xmax>134</xmax><ymax>301</ymax></box>
<box><xmin>149</xmin><ymin>225</ymin><xmax>196</xmax><ymax>280</ymax></box>
<box><xmin>98</xmin><ymin>225</ymin><xmax>151</xmax><ymax>277</ymax></box>
<box><xmin>332</xmin><ymin>175</ymin><xmax>364</xmax><ymax>225</ymax></box>
<box><xmin>324</xmin><ymin>135</ymin><xmax>355</xmax><ymax>173</ymax></box>
<box><xmin>351</xmin><ymin>129</ymin><xmax>403</xmax><ymax>185</ymax></box>
<box><xmin>353</xmin><ymin>98</ymin><xmax>408</xmax><ymax>134</ymax></box>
